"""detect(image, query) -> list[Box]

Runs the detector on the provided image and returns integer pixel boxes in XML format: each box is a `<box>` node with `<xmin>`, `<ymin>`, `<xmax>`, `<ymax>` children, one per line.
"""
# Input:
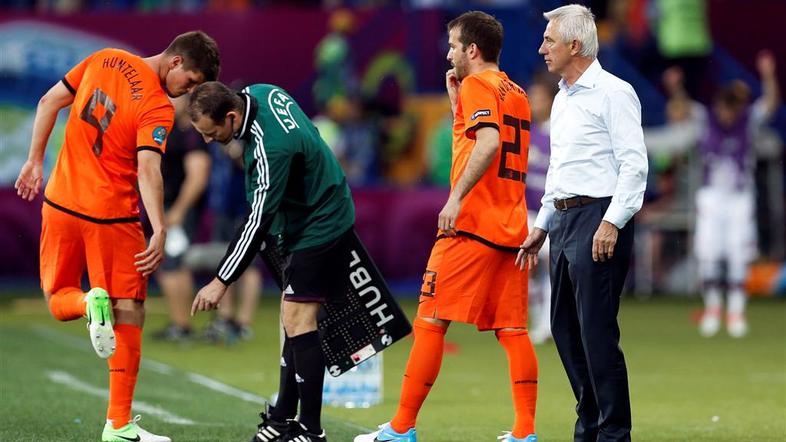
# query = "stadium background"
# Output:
<box><xmin>1</xmin><ymin>0</ymin><xmax>786</xmax><ymax>293</ymax></box>
<box><xmin>0</xmin><ymin>1</ymin><xmax>784</xmax><ymax>441</ymax></box>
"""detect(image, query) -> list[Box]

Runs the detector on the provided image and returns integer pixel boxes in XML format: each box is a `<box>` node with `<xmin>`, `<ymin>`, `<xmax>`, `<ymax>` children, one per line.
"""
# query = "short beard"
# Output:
<box><xmin>455</xmin><ymin>63</ymin><xmax>467</xmax><ymax>81</ymax></box>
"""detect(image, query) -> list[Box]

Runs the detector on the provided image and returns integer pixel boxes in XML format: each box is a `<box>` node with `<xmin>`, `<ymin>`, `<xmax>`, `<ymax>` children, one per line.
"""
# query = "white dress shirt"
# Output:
<box><xmin>534</xmin><ymin>59</ymin><xmax>648</xmax><ymax>231</ymax></box>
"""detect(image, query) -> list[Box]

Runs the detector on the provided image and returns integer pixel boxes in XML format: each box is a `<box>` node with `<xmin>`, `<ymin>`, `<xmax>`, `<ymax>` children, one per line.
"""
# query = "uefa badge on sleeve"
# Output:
<box><xmin>152</xmin><ymin>126</ymin><xmax>167</xmax><ymax>145</ymax></box>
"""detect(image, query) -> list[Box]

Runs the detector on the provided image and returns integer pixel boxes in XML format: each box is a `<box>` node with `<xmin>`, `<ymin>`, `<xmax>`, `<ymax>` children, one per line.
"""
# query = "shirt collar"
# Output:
<box><xmin>559</xmin><ymin>58</ymin><xmax>603</xmax><ymax>92</ymax></box>
<box><xmin>234</xmin><ymin>91</ymin><xmax>258</xmax><ymax>140</ymax></box>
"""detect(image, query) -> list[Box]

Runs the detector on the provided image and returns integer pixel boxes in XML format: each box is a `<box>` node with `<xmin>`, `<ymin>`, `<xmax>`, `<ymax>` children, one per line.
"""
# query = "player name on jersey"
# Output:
<box><xmin>101</xmin><ymin>55</ymin><xmax>144</xmax><ymax>100</ymax></box>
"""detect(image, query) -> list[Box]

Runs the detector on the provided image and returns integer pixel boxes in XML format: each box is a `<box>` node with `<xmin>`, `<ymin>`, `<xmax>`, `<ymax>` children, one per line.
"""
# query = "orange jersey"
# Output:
<box><xmin>45</xmin><ymin>48</ymin><xmax>174</xmax><ymax>221</ymax></box>
<box><xmin>452</xmin><ymin>70</ymin><xmax>531</xmax><ymax>248</ymax></box>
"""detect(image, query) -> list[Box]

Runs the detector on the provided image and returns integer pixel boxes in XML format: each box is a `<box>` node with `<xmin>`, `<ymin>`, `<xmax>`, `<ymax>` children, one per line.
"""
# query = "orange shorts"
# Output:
<box><xmin>417</xmin><ymin>235</ymin><xmax>528</xmax><ymax>331</ymax></box>
<box><xmin>40</xmin><ymin>203</ymin><xmax>148</xmax><ymax>300</ymax></box>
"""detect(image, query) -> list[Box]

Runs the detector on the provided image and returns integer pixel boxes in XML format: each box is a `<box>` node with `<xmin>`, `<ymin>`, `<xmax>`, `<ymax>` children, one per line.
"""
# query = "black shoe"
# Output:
<box><xmin>283</xmin><ymin>421</ymin><xmax>327</xmax><ymax>442</ymax></box>
<box><xmin>151</xmin><ymin>324</ymin><xmax>192</xmax><ymax>342</ymax></box>
<box><xmin>249</xmin><ymin>404</ymin><xmax>290</xmax><ymax>442</ymax></box>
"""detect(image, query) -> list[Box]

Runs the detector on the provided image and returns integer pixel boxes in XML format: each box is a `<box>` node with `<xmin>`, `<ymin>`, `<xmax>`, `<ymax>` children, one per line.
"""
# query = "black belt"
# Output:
<box><xmin>553</xmin><ymin>196</ymin><xmax>601</xmax><ymax>211</ymax></box>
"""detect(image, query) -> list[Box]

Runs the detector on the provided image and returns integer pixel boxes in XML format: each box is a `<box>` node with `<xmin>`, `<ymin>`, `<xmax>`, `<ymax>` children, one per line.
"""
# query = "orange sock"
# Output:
<box><xmin>107</xmin><ymin>324</ymin><xmax>141</xmax><ymax>429</ymax></box>
<box><xmin>496</xmin><ymin>329</ymin><xmax>538</xmax><ymax>437</ymax></box>
<box><xmin>47</xmin><ymin>287</ymin><xmax>86</xmax><ymax>321</ymax></box>
<box><xmin>390</xmin><ymin>318</ymin><xmax>447</xmax><ymax>433</ymax></box>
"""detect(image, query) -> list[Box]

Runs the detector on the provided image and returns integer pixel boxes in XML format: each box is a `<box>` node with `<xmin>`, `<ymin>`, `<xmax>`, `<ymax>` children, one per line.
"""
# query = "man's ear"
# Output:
<box><xmin>570</xmin><ymin>40</ymin><xmax>583</xmax><ymax>56</ymax></box>
<box><xmin>468</xmin><ymin>42</ymin><xmax>479</xmax><ymax>60</ymax></box>
<box><xmin>169</xmin><ymin>55</ymin><xmax>184</xmax><ymax>70</ymax></box>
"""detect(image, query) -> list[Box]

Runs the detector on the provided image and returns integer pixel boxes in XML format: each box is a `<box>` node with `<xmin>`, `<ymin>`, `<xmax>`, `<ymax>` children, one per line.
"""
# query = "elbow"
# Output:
<box><xmin>37</xmin><ymin>94</ymin><xmax>57</xmax><ymax>114</ymax></box>
<box><xmin>38</xmin><ymin>91</ymin><xmax>68</xmax><ymax>114</ymax></box>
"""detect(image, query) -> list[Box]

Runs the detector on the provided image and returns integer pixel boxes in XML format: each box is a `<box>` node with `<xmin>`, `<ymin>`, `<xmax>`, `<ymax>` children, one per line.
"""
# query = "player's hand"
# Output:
<box><xmin>756</xmin><ymin>50</ymin><xmax>776</xmax><ymax>78</ymax></box>
<box><xmin>438</xmin><ymin>194</ymin><xmax>461</xmax><ymax>232</ymax></box>
<box><xmin>134</xmin><ymin>229</ymin><xmax>166</xmax><ymax>277</ymax></box>
<box><xmin>14</xmin><ymin>160</ymin><xmax>43</xmax><ymax>202</ymax></box>
<box><xmin>592</xmin><ymin>220</ymin><xmax>618</xmax><ymax>262</ymax></box>
<box><xmin>191</xmin><ymin>278</ymin><xmax>228</xmax><ymax>316</ymax></box>
<box><xmin>446</xmin><ymin>68</ymin><xmax>460</xmax><ymax>108</ymax></box>
<box><xmin>516</xmin><ymin>228</ymin><xmax>547</xmax><ymax>271</ymax></box>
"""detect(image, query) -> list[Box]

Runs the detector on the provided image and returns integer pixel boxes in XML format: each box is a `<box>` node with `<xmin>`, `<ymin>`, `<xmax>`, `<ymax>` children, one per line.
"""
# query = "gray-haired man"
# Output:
<box><xmin>518</xmin><ymin>4</ymin><xmax>648</xmax><ymax>441</ymax></box>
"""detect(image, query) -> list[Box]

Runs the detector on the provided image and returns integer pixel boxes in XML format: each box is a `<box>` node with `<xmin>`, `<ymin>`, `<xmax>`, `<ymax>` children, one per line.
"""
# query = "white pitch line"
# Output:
<box><xmin>142</xmin><ymin>359</ymin><xmax>175</xmax><ymax>375</ymax></box>
<box><xmin>32</xmin><ymin>324</ymin><xmax>90</xmax><ymax>352</ymax></box>
<box><xmin>184</xmin><ymin>373</ymin><xmax>373</xmax><ymax>432</ymax></box>
<box><xmin>33</xmin><ymin>326</ymin><xmax>172</xmax><ymax>374</ymax></box>
<box><xmin>33</xmin><ymin>325</ymin><xmax>374</xmax><ymax>432</ymax></box>
<box><xmin>186</xmin><ymin>372</ymin><xmax>266</xmax><ymax>405</ymax></box>
<box><xmin>46</xmin><ymin>370</ymin><xmax>196</xmax><ymax>425</ymax></box>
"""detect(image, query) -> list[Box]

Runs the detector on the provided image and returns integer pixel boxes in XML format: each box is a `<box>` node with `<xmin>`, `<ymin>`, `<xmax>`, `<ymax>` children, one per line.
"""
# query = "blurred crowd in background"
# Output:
<box><xmin>1</xmin><ymin>0</ymin><xmax>784</xmax><ymax>300</ymax></box>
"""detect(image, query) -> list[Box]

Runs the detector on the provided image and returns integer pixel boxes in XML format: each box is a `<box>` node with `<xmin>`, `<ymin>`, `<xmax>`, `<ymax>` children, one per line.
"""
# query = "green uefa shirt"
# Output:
<box><xmin>215</xmin><ymin>84</ymin><xmax>355</xmax><ymax>285</ymax></box>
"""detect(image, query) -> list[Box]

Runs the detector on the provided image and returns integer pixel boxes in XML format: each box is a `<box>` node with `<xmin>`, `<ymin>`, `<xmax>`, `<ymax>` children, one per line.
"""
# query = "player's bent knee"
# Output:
<box><xmin>112</xmin><ymin>299</ymin><xmax>145</xmax><ymax>326</ymax></box>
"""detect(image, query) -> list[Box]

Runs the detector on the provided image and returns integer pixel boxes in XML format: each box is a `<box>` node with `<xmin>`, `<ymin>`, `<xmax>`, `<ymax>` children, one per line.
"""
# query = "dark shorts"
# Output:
<box><xmin>282</xmin><ymin>228</ymin><xmax>353</xmax><ymax>303</ymax></box>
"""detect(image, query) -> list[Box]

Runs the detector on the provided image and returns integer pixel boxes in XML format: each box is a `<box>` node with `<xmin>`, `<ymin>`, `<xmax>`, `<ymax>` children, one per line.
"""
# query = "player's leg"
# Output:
<box><xmin>40</xmin><ymin>204</ymin><xmax>115</xmax><ymax>359</ymax></box>
<box><xmin>496</xmin><ymin>327</ymin><xmax>538</xmax><ymax>442</ymax></box>
<box><xmin>695</xmin><ymin>188</ymin><xmax>724</xmax><ymax>337</ymax></box>
<box><xmin>389</xmin><ymin>316</ymin><xmax>449</xmax><ymax>432</ymax></box>
<box><xmin>280</xmin><ymin>300</ymin><xmax>325</xmax><ymax>437</ymax></box>
<box><xmin>355</xmin><ymin>314</ymin><xmax>447</xmax><ymax>442</ymax></box>
<box><xmin>105</xmin><ymin>298</ymin><xmax>145</xmax><ymax>436</ymax></box>
<box><xmin>236</xmin><ymin>267</ymin><xmax>262</xmax><ymax>337</ymax></box>
<box><xmin>389</xmin><ymin>236</ymin><xmax>463</xmax><ymax>438</ymax></box>
<box><xmin>356</xmin><ymin>240</ymin><xmax>460</xmax><ymax>442</ymax></box>
<box><xmin>40</xmin><ymin>204</ymin><xmax>90</xmax><ymax>321</ymax></box>
<box><xmin>153</xmin><ymin>264</ymin><xmax>194</xmax><ymax>340</ymax></box>
<box><xmin>260</xmin><ymin>230</ymin><xmax>354</xmax><ymax>442</ymax></box>
<box><xmin>725</xmin><ymin>191</ymin><xmax>757</xmax><ymax>338</ymax></box>
<box><xmin>87</xmin><ymin>221</ymin><xmax>169</xmax><ymax>442</ymax></box>
<box><xmin>249</xmin><ymin>300</ymin><xmax>296</xmax><ymax>442</ymax></box>
<box><xmin>486</xmin><ymin>254</ymin><xmax>537</xmax><ymax>441</ymax></box>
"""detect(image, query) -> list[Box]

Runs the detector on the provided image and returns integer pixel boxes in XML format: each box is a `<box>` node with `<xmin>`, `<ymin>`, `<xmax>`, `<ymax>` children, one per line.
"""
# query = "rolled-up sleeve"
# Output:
<box><xmin>603</xmin><ymin>87</ymin><xmax>648</xmax><ymax>228</ymax></box>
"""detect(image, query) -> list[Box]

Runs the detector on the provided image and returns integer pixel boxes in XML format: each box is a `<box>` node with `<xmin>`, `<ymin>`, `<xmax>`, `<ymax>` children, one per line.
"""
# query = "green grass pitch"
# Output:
<box><xmin>0</xmin><ymin>294</ymin><xmax>784</xmax><ymax>441</ymax></box>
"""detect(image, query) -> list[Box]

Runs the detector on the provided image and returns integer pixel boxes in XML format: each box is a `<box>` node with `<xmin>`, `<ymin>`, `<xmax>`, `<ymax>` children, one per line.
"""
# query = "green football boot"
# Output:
<box><xmin>85</xmin><ymin>287</ymin><xmax>115</xmax><ymax>358</ymax></box>
<box><xmin>102</xmin><ymin>415</ymin><xmax>171</xmax><ymax>442</ymax></box>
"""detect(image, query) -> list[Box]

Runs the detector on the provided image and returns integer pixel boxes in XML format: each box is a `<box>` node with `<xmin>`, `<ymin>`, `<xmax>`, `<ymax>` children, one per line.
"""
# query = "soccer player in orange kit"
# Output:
<box><xmin>14</xmin><ymin>31</ymin><xmax>219</xmax><ymax>442</ymax></box>
<box><xmin>355</xmin><ymin>11</ymin><xmax>538</xmax><ymax>442</ymax></box>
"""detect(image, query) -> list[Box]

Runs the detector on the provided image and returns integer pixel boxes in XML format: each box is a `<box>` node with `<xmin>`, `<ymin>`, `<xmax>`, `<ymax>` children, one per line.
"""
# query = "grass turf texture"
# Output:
<box><xmin>0</xmin><ymin>295</ymin><xmax>783</xmax><ymax>441</ymax></box>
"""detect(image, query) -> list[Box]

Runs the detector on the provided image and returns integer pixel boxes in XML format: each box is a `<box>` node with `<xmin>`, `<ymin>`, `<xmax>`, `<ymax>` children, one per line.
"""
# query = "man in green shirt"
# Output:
<box><xmin>189</xmin><ymin>81</ymin><xmax>355</xmax><ymax>442</ymax></box>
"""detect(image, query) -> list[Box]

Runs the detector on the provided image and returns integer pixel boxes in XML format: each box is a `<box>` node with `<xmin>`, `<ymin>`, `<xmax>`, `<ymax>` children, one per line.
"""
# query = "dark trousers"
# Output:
<box><xmin>549</xmin><ymin>197</ymin><xmax>633</xmax><ymax>442</ymax></box>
